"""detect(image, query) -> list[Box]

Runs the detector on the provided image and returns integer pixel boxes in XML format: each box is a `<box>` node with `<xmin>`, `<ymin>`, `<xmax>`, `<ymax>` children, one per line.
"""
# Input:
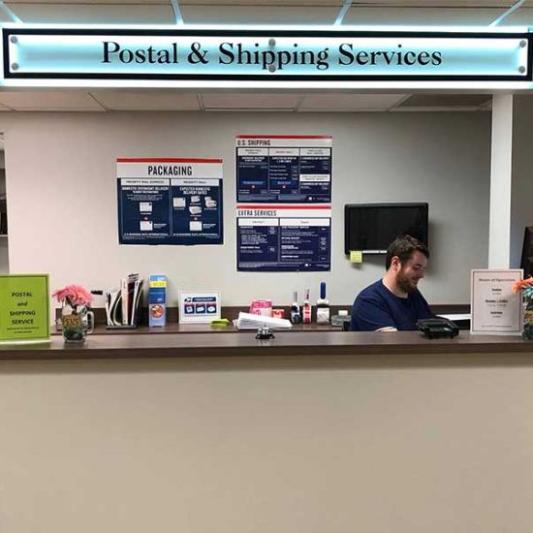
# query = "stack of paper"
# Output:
<box><xmin>437</xmin><ymin>313</ymin><xmax>471</xmax><ymax>321</ymax></box>
<box><xmin>234</xmin><ymin>312</ymin><xmax>292</xmax><ymax>330</ymax></box>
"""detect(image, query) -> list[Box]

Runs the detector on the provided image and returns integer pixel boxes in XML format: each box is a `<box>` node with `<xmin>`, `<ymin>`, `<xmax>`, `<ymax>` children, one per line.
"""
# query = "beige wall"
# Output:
<box><xmin>1</xmin><ymin>110</ymin><xmax>490</xmax><ymax>306</ymax></box>
<box><xmin>2</xmin><ymin>352</ymin><xmax>533</xmax><ymax>533</ymax></box>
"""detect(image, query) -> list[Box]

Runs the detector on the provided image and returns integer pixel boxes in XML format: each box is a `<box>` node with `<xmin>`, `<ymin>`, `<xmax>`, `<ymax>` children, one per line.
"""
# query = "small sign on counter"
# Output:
<box><xmin>471</xmin><ymin>269</ymin><xmax>523</xmax><ymax>335</ymax></box>
<box><xmin>179</xmin><ymin>291</ymin><xmax>221</xmax><ymax>323</ymax></box>
<box><xmin>0</xmin><ymin>274</ymin><xmax>49</xmax><ymax>343</ymax></box>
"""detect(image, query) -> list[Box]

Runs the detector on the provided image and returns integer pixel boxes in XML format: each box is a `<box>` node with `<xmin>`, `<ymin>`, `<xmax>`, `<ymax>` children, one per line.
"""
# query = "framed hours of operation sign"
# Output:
<box><xmin>470</xmin><ymin>269</ymin><xmax>523</xmax><ymax>335</ymax></box>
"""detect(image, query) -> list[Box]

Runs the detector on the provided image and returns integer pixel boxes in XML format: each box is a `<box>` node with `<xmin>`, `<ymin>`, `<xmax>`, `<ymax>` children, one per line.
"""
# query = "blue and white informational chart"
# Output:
<box><xmin>236</xmin><ymin>135</ymin><xmax>332</xmax><ymax>203</ymax></box>
<box><xmin>117</xmin><ymin>158</ymin><xmax>223</xmax><ymax>245</ymax></box>
<box><xmin>236</xmin><ymin>205</ymin><xmax>331</xmax><ymax>272</ymax></box>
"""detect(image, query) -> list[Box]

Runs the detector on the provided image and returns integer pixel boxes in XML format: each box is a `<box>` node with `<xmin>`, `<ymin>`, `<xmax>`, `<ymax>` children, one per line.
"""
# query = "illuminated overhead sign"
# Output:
<box><xmin>1</xmin><ymin>25</ymin><xmax>531</xmax><ymax>88</ymax></box>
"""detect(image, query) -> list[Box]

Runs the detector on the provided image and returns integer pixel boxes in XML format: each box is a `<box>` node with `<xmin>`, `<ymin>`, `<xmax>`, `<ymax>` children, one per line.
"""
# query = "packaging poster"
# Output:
<box><xmin>236</xmin><ymin>135</ymin><xmax>332</xmax><ymax>203</ymax></box>
<box><xmin>117</xmin><ymin>158</ymin><xmax>223</xmax><ymax>245</ymax></box>
<box><xmin>179</xmin><ymin>291</ymin><xmax>221</xmax><ymax>323</ymax></box>
<box><xmin>0</xmin><ymin>274</ymin><xmax>50</xmax><ymax>343</ymax></box>
<box><xmin>236</xmin><ymin>205</ymin><xmax>331</xmax><ymax>271</ymax></box>
<box><xmin>470</xmin><ymin>269</ymin><xmax>523</xmax><ymax>335</ymax></box>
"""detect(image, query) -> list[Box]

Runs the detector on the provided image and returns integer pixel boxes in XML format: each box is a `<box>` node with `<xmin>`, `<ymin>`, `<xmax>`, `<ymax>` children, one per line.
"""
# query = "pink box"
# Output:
<box><xmin>249</xmin><ymin>299</ymin><xmax>272</xmax><ymax>317</ymax></box>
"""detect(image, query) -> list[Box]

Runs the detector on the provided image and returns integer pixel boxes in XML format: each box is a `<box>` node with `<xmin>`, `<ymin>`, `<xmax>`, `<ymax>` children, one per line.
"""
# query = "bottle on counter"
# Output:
<box><xmin>290</xmin><ymin>291</ymin><xmax>302</xmax><ymax>324</ymax></box>
<box><xmin>302</xmin><ymin>288</ymin><xmax>312</xmax><ymax>324</ymax></box>
<box><xmin>316</xmin><ymin>281</ymin><xmax>330</xmax><ymax>324</ymax></box>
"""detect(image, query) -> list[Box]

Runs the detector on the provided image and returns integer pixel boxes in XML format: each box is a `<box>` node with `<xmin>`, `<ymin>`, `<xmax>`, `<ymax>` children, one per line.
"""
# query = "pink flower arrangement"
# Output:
<box><xmin>52</xmin><ymin>284</ymin><xmax>93</xmax><ymax>307</ymax></box>
<box><xmin>512</xmin><ymin>276</ymin><xmax>533</xmax><ymax>299</ymax></box>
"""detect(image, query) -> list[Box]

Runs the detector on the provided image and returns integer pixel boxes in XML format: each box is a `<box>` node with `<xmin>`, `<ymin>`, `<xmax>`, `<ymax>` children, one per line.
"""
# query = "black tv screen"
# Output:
<box><xmin>344</xmin><ymin>203</ymin><xmax>428</xmax><ymax>254</ymax></box>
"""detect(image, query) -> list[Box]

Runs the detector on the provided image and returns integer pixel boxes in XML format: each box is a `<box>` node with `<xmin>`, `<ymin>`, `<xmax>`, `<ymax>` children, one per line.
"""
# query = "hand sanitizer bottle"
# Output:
<box><xmin>316</xmin><ymin>281</ymin><xmax>330</xmax><ymax>324</ymax></box>
<box><xmin>290</xmin><ymin>291</ymin><xmax>302</xmax><ymax>324</ymax></box>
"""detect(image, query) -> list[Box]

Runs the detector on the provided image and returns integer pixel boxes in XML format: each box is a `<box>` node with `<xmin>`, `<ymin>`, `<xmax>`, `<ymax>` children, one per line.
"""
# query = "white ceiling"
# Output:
<box><xmin>5</xmin><ymin>0</ymin><xmax>533</xmax><ymax>26</ymax></box>
<box><xmin>0</xmin><ymin>0</ymin><xmax>529</xmax><ymax>112</ymax></box>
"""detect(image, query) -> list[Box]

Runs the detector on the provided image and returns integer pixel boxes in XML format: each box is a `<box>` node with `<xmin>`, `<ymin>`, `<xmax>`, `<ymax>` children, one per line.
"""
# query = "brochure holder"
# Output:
<box><xmin>105</xmin><ymin>275</ymin><xmax>144</xmax><ymax>329</ymax></box>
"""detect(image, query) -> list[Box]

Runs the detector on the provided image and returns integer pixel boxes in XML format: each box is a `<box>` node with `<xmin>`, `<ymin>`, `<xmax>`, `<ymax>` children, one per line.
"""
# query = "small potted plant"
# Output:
<box><xmin>512</xmin><ymin>276</ymin><xmax>533</xmax><ymax>340</ymax></box>
<box><xmin>52</xmin><ymin>284</ymin><xmax>94</xmax><ymax>343</ymax></box>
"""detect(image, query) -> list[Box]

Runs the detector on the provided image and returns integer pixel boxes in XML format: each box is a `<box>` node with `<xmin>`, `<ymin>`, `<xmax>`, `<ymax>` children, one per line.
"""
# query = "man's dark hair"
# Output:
<box><xmin>385</xmin><ymin>234</ymin><xmax>429</xmax><ymax>270</ymax></box>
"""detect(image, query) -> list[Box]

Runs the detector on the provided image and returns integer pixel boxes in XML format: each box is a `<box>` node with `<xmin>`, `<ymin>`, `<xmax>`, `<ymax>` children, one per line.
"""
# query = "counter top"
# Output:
<box><xmin>85</xmin><ymin>322</ymin><xmax>348</xmax><ymax>334</ymax></box>
<box><xmin>0</xmin><ymin>330</ymin><xmax>532</xmax><ymax>360</ymax></box>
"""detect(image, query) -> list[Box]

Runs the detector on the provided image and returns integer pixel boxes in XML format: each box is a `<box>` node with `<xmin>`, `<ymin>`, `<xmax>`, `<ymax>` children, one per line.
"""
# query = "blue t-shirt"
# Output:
<box><xmin>350</xmin><ymin>280</ymin><xmax>432</xmax><ymax>331</ymax></box>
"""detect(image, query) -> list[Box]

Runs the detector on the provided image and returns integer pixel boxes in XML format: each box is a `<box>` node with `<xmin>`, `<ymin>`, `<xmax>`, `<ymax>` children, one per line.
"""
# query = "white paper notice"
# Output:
<box><xmin>470</xmin><ymin>269</ymin><xmax>523</xmax><ymax>335</ymax></box>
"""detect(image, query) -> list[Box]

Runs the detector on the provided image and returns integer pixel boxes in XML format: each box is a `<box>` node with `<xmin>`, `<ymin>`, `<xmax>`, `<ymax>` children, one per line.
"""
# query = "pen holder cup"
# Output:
<box><xmin>524</xmin><ymin>297</ymin><xmax>533</xmax><ymax>341</ymax></box>
<box><xmin>59</xmin><ymin>304</ymin><xmax>94</xmax><ymax>343</ymax></box>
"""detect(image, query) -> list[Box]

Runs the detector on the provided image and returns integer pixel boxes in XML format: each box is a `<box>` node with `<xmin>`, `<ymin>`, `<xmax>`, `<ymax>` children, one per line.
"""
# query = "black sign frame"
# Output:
<box><xmin>3</xmin><ymin>27</ymin><xmax>532</xmax><ymax>82</ymax></box>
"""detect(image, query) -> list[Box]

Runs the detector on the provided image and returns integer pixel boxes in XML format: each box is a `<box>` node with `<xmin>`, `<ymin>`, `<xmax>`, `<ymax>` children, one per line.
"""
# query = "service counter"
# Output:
<box><xmin>0</xmin><ymin>328</ymin><xmax>532</xmax><ymax>360</ymax></box>
<box><xmin>2</xmin><ymin>329</ymin><xmax>533</xmax><ymax>533</ymax></box>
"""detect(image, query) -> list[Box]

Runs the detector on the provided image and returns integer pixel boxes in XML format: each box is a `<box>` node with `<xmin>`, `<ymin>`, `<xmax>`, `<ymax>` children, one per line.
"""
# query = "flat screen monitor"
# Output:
<box><xmin>520</xmin><ymin>226</ymin><xmax>533</xmax><ymax>278</ymax></box>
<box><xmin>344</xmin><ymin>203</ymin><xmax>428</xmax><ymax>254</ymax></box>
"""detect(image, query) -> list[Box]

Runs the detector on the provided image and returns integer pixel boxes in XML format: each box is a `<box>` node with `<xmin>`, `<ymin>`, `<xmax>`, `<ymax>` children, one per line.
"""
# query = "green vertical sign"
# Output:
<box><xmin>0</xmin><ymin>274</ymin><xmax>50</xmax><ymax>343</ymax></box>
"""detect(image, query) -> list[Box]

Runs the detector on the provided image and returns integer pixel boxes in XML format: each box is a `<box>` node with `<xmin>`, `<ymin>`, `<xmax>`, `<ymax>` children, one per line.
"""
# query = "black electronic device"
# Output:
<box><xmin>0</xmin><ymin>196</ymin><xmax>7</xmax><ymax>235</ymax></box>
<box><xmin>520</xmin><ymin>226</ymin><xmax>533</xmax><ymax>279</ymax></box>
<box><xmin>344</xmin><ymin>202</ymin><xmax>428</xmax><ymax>254</ymax></box>
<box><xmin>256</xmin><ymin>326</ymin><xmax>275</xmax><ymax>340</ymax></box>
<box><xmin>416</xmin><ymin>318</ymin><xmax>459</xmax><ymax>339</ymax></box>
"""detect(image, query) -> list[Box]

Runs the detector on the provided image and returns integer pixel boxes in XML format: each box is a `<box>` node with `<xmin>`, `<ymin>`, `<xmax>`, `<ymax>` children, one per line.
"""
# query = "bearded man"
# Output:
<box><xmin>350</xmin><ymin>234</ymin><xmax>432</xmax><ymax>331</ymax></box>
